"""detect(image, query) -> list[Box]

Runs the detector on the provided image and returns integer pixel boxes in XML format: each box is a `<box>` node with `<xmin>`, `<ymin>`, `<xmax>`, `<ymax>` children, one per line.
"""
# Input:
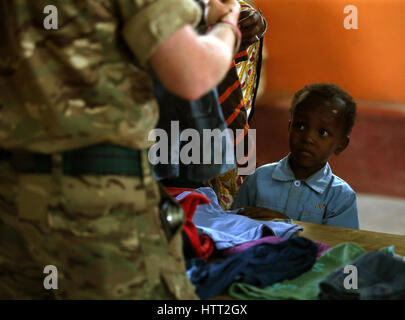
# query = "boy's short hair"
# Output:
<box><xmin>290</xmin><ymin>83</ymin><xmax>357</xmax><ymax>136</ymax></box>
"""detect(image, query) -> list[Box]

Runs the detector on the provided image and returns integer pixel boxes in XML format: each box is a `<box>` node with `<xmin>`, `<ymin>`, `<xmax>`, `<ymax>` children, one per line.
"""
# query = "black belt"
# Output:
<box><xmin>0</xmin><ymin>144</ymin><xmax>143</xmax><ymax>176</ymax></box>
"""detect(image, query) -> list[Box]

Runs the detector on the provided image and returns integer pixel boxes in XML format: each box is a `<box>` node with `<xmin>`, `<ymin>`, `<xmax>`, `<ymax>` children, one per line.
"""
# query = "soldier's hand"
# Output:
<box><xmin>238</xmin><ymin>9</ymin><xmax>267</xmax><ymax>51</ymax></box>
<box><xmin>203</xmin><ymin>0</ymin><xmax>241</xmax><ymax>25</ymax></box>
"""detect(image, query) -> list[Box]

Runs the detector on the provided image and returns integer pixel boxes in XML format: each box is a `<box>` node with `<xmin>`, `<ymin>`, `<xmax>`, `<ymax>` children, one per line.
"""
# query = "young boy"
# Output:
<box><xmin>232</xmin><ymin>83</ymin><xmax>359</xmax><ymax>229</ymax></box>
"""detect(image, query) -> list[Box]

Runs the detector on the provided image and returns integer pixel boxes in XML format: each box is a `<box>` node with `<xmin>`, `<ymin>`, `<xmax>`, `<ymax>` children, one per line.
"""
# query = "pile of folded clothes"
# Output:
<box><xmin>169</xmin><ymin>187</ymin><xmax>405</xmax><ymax>300</ymax></box>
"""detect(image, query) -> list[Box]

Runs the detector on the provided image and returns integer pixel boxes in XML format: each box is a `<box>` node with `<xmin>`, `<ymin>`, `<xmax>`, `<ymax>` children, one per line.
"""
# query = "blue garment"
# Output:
<box><xmin>232</xmin><ymin>154</ymin><xmax>359</xmax><ymax>229</ymax></box>
<box><xmin>177</xmin><ymin>187</ymin><xmax>303</xmax><ymax>250</ymax></box>
<box><xmin>186</xmin><ymin>236</ymin><xmax>318</xmax><ymax>299</ymax></box>
<box><xmin>319</xmin><ymin>250</ymin><xmax>405</xmax><ymax>299</ymax></box>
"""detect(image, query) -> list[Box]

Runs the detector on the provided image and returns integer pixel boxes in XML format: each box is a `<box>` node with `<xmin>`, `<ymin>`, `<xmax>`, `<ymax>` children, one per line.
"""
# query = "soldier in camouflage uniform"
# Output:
<box><xmin>0</xmin><ymin>0</ymin><xmax>240</xmax><ymax>299</ymax></box>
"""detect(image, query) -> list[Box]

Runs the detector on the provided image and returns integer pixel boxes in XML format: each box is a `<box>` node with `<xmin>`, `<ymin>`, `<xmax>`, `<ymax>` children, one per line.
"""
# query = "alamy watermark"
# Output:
<box><xmin>343</xmin><ymin>265</ymin><xmax>358</xmax><ymax>290</ymax></box>
<box><xmin>43</xmin><ymin>265</ymin><xmax>58</xmax><ymax>290</ymax></box>
<box><xmin>148</xmin><ymin>121</ymin><xmax>256</xmax><ymax>175</ymax></box>
<box><xmin>344</xmin><ymin>5</ymin><xmax>358</xmax><ymax>30</ymax></box>
<box><xmin>43</xmin><ymin>4</ymin><xmax>358</xmax><ymax>31</ymax></box>
<box><xmin>43</xmin><ymin>5</ymin><xmax>58</xmax><ymax>30</ymax></box>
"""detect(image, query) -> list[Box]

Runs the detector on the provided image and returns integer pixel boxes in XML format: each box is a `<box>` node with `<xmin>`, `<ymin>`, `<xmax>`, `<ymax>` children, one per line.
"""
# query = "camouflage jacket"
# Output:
<box><xmin>0</xmin><ymin>0</ymin><xmax>201</xmax><ymax>153</ymax></box>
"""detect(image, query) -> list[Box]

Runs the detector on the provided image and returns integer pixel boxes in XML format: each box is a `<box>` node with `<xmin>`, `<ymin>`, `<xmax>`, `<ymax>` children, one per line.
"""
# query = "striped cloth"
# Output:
<box><xmin>204</xmin><ymin>0</ymin><xmax>263</xmax><ymax>210</ymax></box>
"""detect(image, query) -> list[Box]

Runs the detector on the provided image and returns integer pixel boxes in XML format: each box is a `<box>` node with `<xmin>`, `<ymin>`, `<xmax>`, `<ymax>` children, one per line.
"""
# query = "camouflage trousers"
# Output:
<box><xmin>0</xmin><ymin>150</ymin><xmax>197</xmax><ymax>299</ymax></box>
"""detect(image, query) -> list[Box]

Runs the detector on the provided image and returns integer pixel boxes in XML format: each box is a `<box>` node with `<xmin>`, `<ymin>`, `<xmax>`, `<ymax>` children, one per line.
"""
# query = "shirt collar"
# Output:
<box><xmin>272</xmin><ymin>154</ymin><xmax>333</xmax><ymax>194</ymax></box>
<box><xmin>272</xmin><ymin>155</ymin><xmax>296</xmax><ymax>182</ymax></box>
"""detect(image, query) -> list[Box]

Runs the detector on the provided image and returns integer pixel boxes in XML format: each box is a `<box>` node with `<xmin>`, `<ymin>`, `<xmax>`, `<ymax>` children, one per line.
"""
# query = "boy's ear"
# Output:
<box><xmin>334</xmin><ymin>136</ymin><xmax>350</xmax><ymax>155</ymax></box>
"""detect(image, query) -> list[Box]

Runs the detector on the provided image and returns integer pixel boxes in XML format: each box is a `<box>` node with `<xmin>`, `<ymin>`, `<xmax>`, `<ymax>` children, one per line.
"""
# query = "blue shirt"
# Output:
<box><xmin>176</xmin><ymin>187</ymin><xmax>303</xmax><ymax>250</ymax></box>
<box><xmin>232</xmin><ymin>154</ymin><xmax>359</xmax><ymax>229</ymax></box>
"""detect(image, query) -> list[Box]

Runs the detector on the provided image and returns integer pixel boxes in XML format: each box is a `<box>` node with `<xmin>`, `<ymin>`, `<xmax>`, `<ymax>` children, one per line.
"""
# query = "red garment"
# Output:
<box><xmin>199</xmin><ymin>234</ymin><xmax>215</xmax><ymax>261</ymax></box>
<box><xmin>166</xmin><ymin>187</ymin><xmax>215</xmax><ymax>261</ymax></box>
<box><xmin>166</xmin><ymin>187</ymin><xmax>195</xmax><ymax>198</ymax></box>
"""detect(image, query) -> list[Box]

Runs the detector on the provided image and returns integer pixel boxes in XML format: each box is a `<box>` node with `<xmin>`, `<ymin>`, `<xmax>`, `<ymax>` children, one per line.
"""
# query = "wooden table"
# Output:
<box><xmin>239</xmin><ymin>206</ymin><xmax>405</xmax><ymax>255</ymax></box>
<box><xmin>294</xmin><ymin>220</ymin><xmax>405</xmax><ymax>256</ymax></box>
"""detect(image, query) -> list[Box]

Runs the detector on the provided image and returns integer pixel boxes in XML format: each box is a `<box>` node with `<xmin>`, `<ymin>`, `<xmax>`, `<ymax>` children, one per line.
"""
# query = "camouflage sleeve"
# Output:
<box><xmin>117</xmin><ymin>0</ymin><xmax>202</xmax><ymax>67</ymax></box>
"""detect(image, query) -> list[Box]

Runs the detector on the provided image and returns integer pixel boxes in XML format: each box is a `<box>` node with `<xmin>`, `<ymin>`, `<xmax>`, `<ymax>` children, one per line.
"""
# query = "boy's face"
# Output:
<box><xmin>288</xmin><ymin>95</ymin><xmax>349</xmax><ymax>179</ymax></box>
